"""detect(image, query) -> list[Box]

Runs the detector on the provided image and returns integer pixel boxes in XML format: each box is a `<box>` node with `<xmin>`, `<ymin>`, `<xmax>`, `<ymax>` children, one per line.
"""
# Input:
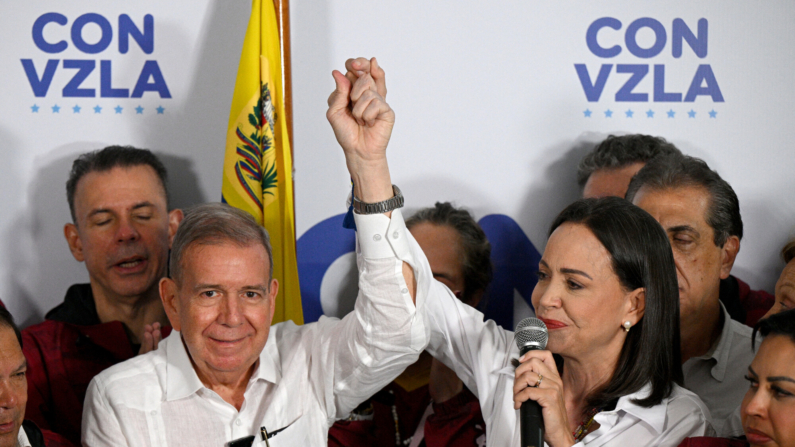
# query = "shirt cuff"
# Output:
<box><xmin>354</xmin><ymin>208</ymin><xmax>412</xmax><ymax>260</ymax></box>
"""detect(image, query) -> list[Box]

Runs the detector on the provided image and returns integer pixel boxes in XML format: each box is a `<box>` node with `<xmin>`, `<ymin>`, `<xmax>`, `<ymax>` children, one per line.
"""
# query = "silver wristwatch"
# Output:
<box><xmin>352</xmin><ymin>185</ymin><xmax>404</xmax><ymax>215</ymax></box>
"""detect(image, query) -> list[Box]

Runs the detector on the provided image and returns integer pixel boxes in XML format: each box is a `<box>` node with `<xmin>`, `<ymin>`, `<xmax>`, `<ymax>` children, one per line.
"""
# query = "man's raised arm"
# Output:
<box><xmin>326</xmin><ymin>56</ymin><xmax>416</xmax><ymax>301</ymax></box>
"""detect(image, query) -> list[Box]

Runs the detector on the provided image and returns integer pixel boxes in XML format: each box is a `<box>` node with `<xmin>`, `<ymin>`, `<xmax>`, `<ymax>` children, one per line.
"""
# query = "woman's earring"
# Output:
<box><xmin>623</xmin><ymin>321</ymin><xmax>632</xmax><ymax>332</ymax></box>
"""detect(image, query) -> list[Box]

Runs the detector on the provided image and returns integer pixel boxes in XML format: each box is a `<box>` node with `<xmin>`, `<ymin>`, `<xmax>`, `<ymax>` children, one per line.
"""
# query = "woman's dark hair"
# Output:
<box><xmin>549</xmin><ymin>197</ymin><xmax>682</xmax><ymax>409</ymax></box>
<box><xmin>753</xmin><ymin>308</ymin><xmax>795</xmax><ymax>348</ymax></box>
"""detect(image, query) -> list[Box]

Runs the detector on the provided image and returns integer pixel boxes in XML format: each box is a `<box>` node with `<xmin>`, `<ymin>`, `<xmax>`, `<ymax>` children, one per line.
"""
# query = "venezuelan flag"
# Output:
<box><xmin>222</xmin><ymin>0</ymin><xmax>302</xmax><ymax>325</ymax></box>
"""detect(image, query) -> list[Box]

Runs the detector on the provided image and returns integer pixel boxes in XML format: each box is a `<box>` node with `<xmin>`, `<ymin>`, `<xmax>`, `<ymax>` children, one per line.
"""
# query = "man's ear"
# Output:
<box><xmin>719</xmin><ymin>235</ymin><xmax>740</xmax><ymax>280</ymax></box>
<box><xmin>160</xmin><ymin>277</ymin><xmax>182</xmax><ymax>331</ymax></box>
<box><xmin>625</xmin><ymin>287</ymin><xmax>646</xmax><ymax>327</ymax></box>
<box><xmin>64</xmin><ymin>223</ymin><xmax>84</xmax><ymax>262</ymax></box>
<box><xmin>268</xmin><ymin>279</ymin><xmax>279</xmax><ymax>325</ymax></box>
<box><xmin>167</xmin><ymin>209</ymin><xmax>184</xmax><ymax>249</ymax></box>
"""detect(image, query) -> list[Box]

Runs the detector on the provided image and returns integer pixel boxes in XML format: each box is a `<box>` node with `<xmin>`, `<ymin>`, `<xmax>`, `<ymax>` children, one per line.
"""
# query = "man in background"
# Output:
<box><xmin>577</xmin><ymin>134</ymin><xmax>681</xmax><ymax>199</ymax></box>
<box><xmin>330</xmin><ymin>202</ymin><xmax>491</xmax><ymax>447</ymax></box>
<box><xmin>0</xmin><ymin>306</ymin><xmax>72</xmax><ymax>447</ymax></box>
<box><xmin>626</xmin><ymin>154</ymin><xmax>769</xmax><ymax>436</ymax></box>
<box><xmin>22</xmin><ymin>146</ymin><xmax>182</xmax><ymax>445</ymax></box>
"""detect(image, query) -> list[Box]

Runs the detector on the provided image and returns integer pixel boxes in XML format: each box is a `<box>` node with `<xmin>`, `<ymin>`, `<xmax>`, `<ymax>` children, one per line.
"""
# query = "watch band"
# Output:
<box><xmin>352</xmin><ymin>185</ymin><xmax>404</xmax><ymax>215</ymax></box>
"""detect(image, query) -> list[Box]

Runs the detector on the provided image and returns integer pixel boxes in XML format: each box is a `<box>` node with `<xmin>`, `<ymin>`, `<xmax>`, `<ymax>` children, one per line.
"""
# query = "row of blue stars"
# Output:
<box><xmin>583</xmin><ymin>109</ymin><xmax>718</xmax><ymax>118</ymax></box>
<box><xmin>30</xmin><ymin>104</ymin><xmax>165</xmax><ymax>114</ymax></box>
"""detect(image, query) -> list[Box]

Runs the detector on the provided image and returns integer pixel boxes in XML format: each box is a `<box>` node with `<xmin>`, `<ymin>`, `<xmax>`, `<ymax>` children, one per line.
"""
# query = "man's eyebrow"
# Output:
<box><xmin>131</xmin><ymin>202</ymin><xmax>156</xmax><ymax>211</ymax></box>
<box><xmin>14</xmin><ymin>359</ymin><xmax>27</xmax><ymax>373</ymax></box>
<box><xmin>241</xmin><ymin>285</ymin><xmax>269</xmax><ymax>293</ymax></box>
<box><xmin>432</xmin><ymin>272</ymin><xmax>453</xmax><ymax>281</ymax></box>
<box><xmin>667</xmin><ymin>225</ymin><xmax>699</xmax><ymax>235</ymax></box>
<box><xmin>193</xmin><ymin>283</ymin><xmax>223</xmax><ymax>292</ymax></box>
<box><xmin>87</xmin><ymin>208</ymin><xmax>113</xmax><ymax>219</ymax></box>
<box><xmin>87</xmin><ymin>202</ymin><xmax>156</xmax><ymax>219</ymax></box>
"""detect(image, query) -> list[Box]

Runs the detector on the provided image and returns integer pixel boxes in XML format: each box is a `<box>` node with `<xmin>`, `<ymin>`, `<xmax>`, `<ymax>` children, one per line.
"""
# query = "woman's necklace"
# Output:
<box><xmin>572</xmin><ymin>407</ymin><xmax>601</xmax><ymax>443</ymax></box>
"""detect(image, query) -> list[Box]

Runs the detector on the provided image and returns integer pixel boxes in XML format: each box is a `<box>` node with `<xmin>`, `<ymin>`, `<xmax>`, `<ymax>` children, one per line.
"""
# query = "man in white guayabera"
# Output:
<box><xmin>81</xmin><ymin>58</ymin><xmax>428</xmax><ymax>446</ymax></box>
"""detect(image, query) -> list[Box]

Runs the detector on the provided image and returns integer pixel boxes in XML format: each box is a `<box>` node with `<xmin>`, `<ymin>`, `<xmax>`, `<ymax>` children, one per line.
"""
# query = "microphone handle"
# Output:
<box><xmin>519</xmin><ymin>345</ymin><xmax>544</xmax><ymax>447</ymax></box>
<box><xmin>520</xmin><ymin>400</ymin><xmax>544</xmax><ymax>447</ymax></box>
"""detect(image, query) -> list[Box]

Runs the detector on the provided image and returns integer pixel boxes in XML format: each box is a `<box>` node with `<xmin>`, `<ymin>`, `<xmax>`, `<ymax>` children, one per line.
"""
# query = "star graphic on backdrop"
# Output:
<box><xmin>52</xmin><ymin>104</ymin><xmax>60</xmax><ymax>113</ymax></box>
<box><xmin>72</xmin><ymin>105</ymin><xmax>81</xmax><ymax>113</ymax></box>
<box><xmin>135</xmin><ymin>106</ymin><xmax>144</xmax><ymax>114</ymax></box>
<box><xmin>688</xmin><ymin>109</ymin><xmax>696</xmax><ymax>118</ymax></box>
<box><xmin>646</xmin><ymin>109</ymin><xmax>654</xmax><ymax>118</ymax></box>
<box><xmin>114</xmin><ymin>105</ymin><xmax>123</xmax><ymax>114</ymax></box>
<box><xmin>625</xmin><ymin>109</ymin><xmax>634</xmax><ymax>118</ymax></box>
<box><xmin>667</xmin><ymin>109</ymin><xmax>675</xmax><ymax>118</ymax></box>
<box><xmin>93</xmin><ymin>105</ymin><xmax>102</xmax><ymax>113</ymax></box>
<box><xmin>583</xmin><ymin>109</ymin><xmax>592</xmax><ymax>117</ymax></box>
<box><xmin>604</xmin><ymin>109</ymin><xmax>613</xmax><ymax>118</ymax></box>
<box><xmin>709</xmin><ymin>110</ymin><xmax>717</xmax><ymax>118</ymax></box>
<box><xmin>156</xmin><ymin>106</ymin><xmax>165</xmax><ymax>114</ymax></box>
<box><xmin>31</xmin><ymin>104</ymin><xmax>39</xmax><ymax>113</ymax></box>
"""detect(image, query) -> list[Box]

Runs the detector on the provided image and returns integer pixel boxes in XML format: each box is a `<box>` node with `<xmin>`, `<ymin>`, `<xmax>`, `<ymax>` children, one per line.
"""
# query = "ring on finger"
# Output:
<box><xmin>534</xmin><ymin>374</ymin><xmax>544</xmax><ymax>388</ymax></box>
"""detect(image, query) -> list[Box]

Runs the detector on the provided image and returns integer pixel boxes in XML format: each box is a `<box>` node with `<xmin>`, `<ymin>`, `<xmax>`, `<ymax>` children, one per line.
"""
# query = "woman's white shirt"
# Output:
<box><xmin>393</xmin><ymin>214</ymin><xmax>716</xmax><ymax>446</ymax></box>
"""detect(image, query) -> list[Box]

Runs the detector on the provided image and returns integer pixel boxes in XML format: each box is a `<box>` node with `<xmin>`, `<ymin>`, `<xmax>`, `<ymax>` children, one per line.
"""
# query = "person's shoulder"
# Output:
<box><xmin>666</xmin><ymin>384</ymin><xmax>712</xmax><ymax>418</ymax></box>
<box><xmin>21</xmin><ymin>319</ymin><xmax>71</xmax><ymax>357</ymax></box>
<box><xmin>725</xmin><ymin>318</ymin><xmax>756</xmax><ymax>360</ymax></box>
<box><xmin>727</xmin><ymin>318</ymin><xmax>754</xmax><ymax>339</ymax></box>
<box><xmin>91</xmin><ymin>342</ymin><xmax>166</xmax><ymax>392</ymax></box>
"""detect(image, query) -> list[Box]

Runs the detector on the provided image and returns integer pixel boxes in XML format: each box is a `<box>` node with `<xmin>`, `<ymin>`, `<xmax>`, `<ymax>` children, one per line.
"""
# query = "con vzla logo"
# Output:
<box><xmin>21</xmin><ymin>13</ymin><xmax>170</xmax><ymax>99</ymax></box>
<box><xmin>576</xmin><ymin>17</ymin><xmax>723</xmax><ymax>103</ymax></box>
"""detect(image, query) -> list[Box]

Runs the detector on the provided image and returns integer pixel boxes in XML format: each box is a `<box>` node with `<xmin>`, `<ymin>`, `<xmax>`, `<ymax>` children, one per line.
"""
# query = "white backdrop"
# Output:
<box><xmin>1</xmin><ymin>0</ymin><xmax>794</xmax><ymax>328</ymax></box>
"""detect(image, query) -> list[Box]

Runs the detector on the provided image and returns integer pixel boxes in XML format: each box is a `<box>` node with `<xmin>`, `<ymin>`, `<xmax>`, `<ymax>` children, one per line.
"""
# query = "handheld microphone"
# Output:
<box><xmin>515</xmin><ymin>317</ymin><xmax>548</xmax><ymax>447</ymax></box>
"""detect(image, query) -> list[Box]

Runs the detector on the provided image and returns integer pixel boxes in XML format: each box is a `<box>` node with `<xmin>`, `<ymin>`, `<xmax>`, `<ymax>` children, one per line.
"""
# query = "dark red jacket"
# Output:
<box><xmin>678</xmin><ymin>436</ymin><xmax>748</xmax><ymax>447</ymax></box>
<box><xmin>720</xmin><ymin>275</ymin><xmax>775</xmax><ymax>328</ymax></box>
<box><xmin>424</xmin><ymin>387</ymin><xmax>486</xmax><ymax>447</ymax></box>
<box><xmin>328</xmin><ymin>384</ymin><xmax>485</xmax><ymax>447</ymax></box>
<box><xmin>22</xmin><ymin>284</ymin><xmax>170</xmax><ymax>446</ymax></box>
<box><xmin>22</xmin><ymin>420</ymin><xmax>76</xmax><ymax>447</ymax></box>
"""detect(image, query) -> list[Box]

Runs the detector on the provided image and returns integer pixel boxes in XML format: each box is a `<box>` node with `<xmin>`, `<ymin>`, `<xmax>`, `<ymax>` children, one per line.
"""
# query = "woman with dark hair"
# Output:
<box><xmin>426</xmin><ymin>197</ymin><xmax>713</xmax><ymax>446</ymax></box>
<box><xmin>679</xmin><ymin>308</ymin><xmax>795</xmax><ymax>447</ymax></box>
<box><xmin>762</xmin><ymin>238</ymin><xmax>795</xmax><ymax>319</ymax></box>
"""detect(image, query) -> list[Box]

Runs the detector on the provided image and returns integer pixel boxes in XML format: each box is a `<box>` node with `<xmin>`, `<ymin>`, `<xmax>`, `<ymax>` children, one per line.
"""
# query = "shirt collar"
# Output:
<box><xmin>17</xmin><ymin>424</ymin><xmax>31</xmax><ymax>447</ymax></box>
<box><xmin>165</xmin><ymin>329</ymin><xmax>282</xmax><ymax>402</ymax></box>
<box><xmin>602</xmin><ymin>383</ymin><xmax>667</xmax><ymax>435</ymax></box>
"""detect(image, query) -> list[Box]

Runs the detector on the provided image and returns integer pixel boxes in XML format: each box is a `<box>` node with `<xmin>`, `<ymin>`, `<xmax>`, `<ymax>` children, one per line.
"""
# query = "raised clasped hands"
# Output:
<box><xmin>513</xmin><ymin>349</ymin><xmax>576</xmax><ymax>447</ymax></box>
<box><xmin>327</xmin><ymin>57</ymin><xmax>394</xmax><ymax>203</ymax></box>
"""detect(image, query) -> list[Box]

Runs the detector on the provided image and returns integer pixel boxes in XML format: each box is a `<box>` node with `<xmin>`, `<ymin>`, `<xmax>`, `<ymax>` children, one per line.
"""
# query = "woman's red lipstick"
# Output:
<box><xmin>538</xmin><ymin>318</ymin><xmax>567</xmax><ymax>330</ymax></box>
<box><xmin>744</xmin><ymin>427</ymin><xmax>773</xmax><ymax>445</ymax></box>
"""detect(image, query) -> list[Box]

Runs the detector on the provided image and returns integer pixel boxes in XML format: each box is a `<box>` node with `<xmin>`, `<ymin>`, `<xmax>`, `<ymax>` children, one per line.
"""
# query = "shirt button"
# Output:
<box><xmin>401</xmin><ymin>288</ymin><xmax>408</xmax><ymax>294</ymax></box>
<box><xmin>373</xmin><ymin>234</ymin><xmax>382</xmax><ymax>241</ymax></box>
<box><xmin>393</xmin><ymin>231</ymin><xmax>400</xmax><ymax>239</ymax></box>
<box><xmin>151</xmin><ymin>410</ymin><xmax>157</xmax><ymax>416</ymax></box>
<box><xmin>235</xmin><ymin>419</ymin><xmax>241</xmax><ymax>426</ymax></box>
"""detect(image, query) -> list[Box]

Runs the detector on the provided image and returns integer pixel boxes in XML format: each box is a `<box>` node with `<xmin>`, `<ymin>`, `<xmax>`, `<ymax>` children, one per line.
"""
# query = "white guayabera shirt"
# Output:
<box><xmin>82</xmin><ymin>210</ymin><xmax>428</xmax><ymax>447</ymax></box>
<box><xmin>366</xmin><ymin>212</ymin><xmax>717</xmax><ymax>447</ymax></box>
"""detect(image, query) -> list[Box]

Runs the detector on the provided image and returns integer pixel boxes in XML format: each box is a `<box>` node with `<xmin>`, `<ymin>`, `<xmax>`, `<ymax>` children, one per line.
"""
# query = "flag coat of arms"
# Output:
<box><xmin>222</xmin><ymin>0</ymin><xmax>303</xmax><ymax>325</ymax></box>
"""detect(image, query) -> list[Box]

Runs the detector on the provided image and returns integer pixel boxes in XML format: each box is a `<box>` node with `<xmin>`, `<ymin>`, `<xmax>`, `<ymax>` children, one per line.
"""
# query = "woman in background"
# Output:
<box><xmin>679</xmin><ymin>308</ymin><xmax>795</xmax><ymax>447</ymax></box>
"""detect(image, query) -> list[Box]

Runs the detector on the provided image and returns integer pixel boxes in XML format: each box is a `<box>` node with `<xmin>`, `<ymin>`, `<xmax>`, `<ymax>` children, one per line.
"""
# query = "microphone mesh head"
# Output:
<box><xmin>515</xmin><ymin>317</ymin><xmax>548</xmax><ymax>351</ymax></box>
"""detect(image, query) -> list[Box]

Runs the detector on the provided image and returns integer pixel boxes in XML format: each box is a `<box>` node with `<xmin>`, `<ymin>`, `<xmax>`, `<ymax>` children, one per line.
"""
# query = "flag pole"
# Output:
<box><xmin>273</xmin><ymin>0</ymin><xmax>293</xmax><ymax>154</ymax></box>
